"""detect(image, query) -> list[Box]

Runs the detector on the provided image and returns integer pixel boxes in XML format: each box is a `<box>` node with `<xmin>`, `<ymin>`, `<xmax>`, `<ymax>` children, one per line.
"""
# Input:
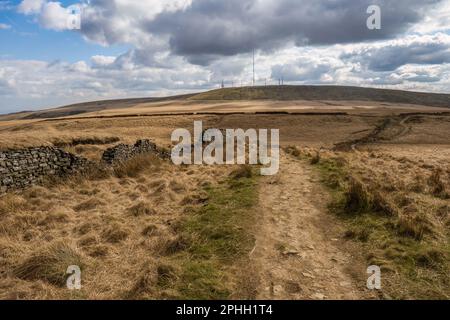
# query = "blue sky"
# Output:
<box><xmin>0</xmin><ymin>1</ymin><xmax>128</xmax><ymax>62</ymax></box>
<box><xmin>0</xmin><ymin>0</ymin><xmax>449</xmax><ymax>113</ymax></box>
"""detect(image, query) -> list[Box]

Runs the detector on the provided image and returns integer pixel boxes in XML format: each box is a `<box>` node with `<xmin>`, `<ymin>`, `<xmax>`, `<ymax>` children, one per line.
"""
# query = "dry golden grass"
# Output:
<box><xmin>0</xmin><ymin>145</ymin><xmax>239</xmax><ymax>299</ymax></box>
<box><xmin>0</xmin><ymin>110</ymin><xmax>449</xmax><ymax>300</ymax></box>
<box><xmin>113</xmin><ymin>154</ymin><xmax>161</xmax><ymax>179</ymax></box>
<box><xmin>305</xmin><ymin>146</ymin><xmax>450</xmax><ymax>299</ymax></box>
<box><xmin>13</xmin><ymin>242</ymin><xmax>83</xmax><ymax>287</ymax></box>
<box><xmin>0</xmin><ymin>194</ymin><xmax>29</xmax><ymax>217</ymax></box>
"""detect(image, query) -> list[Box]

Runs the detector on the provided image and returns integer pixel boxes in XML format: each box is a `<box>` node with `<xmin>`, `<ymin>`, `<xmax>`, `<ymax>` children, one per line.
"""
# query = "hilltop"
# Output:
<box><xmin>1</xmin><ymin>86</ymin><xmax>449</xmax><ymax>121</ymax></box>
<box><xmin>189</xmin><ymin>86</ymin><xmax>450</xmax><ymax>107</ymax></box>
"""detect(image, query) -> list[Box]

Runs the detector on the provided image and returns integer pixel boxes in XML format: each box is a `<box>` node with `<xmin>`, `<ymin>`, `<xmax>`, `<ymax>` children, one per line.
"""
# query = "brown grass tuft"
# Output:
<box><xmin>230</xmin><ymin>165</ymin><xmax>253</xmax><ymax>179</ymax></box>
<box><xmin>343</xmin><ymin>178</ymin><xmax>398</xmax><ymax>216</ymax></box>
<box><xmin>125</xmin><ymin>261</ymin><xmax>157</xmax><ymax>299</ymax></box>
<box><xmin>113</xmin><ymin>154</ymin><xmax>161</xmax><ymax>179</ymax></box>
<box><xmin>142</xmin><ymin>224</ymin><xmax>159</xmax><ymax>237</ymax></box>
<box><xmin>180</xmin><ymin>192</ymin><xmax>209</xmax><ymax>205</ymax></box>
<box><xmin>428</xmin><ymin>169</ymin><xmax>448</xmax><ymax>199</ymax></box>
<box><xmin>285</xmin><ymin>146</ymin><xmax>301</xmax><ymax>158</ymax></box>
<box><xmin>156</xmin><ymin>263</ymin><xmax>178</xmax><ymax>288</ymax></box>
<box><xmin>310</xmin><ymin>152</ymin><xmax>321</xmax><ymax>165</ymax></box>
<box><xmin>343</xmin><ymin>178</ymin><xmax>372</xmax><ymax>213</ymax></box>
<box><xmin>73</xmin><ymin>198</ymin><xmax>103</xmax><ymax>212</ymax></box>
<box><xmin>154</xmin><ymin>235</ymin><xmax>190</xmax><ymax>256</ymax></box>
<box><xmin>13</xmin><ymin>242</ymin><xmax>83</xmax><ymax>287</ymax></box>
<box><xmin>0</xmin><ymin>194</ymin><xmax>28</xmax><ymax>217</ymax></box>
<box><xmin>101</xmin><ymin>223</ymin><xmax>130</xmax><ymax>244</ymax></box>
<box><xmin>414</xmin><ymin>248</ymin><xmax>447</xmax><ymax>269</ymax></box>
<box><xmin>169</xmin><ymin>180</ymin><xmax>186</xmax><ymax>192</ymax></box>
<box><xmin>87</xmin><ymin>245</ymin><xmax>109</xmax><ymax>258</ymax></box>
<box><xmin>396</xmin><ymin>213</ymin><xmax>432</xmax><ymax>240</ymax></box>
<box><xmin>127</xmin><ymin>202</ymin><xmax>157</xmax><ymax>217</ymax></box>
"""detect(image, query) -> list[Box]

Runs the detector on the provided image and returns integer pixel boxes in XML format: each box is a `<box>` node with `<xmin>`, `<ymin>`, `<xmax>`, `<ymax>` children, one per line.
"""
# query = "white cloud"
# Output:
<box><xmin>6</xmin><ymin>0</ymin><xmax>450</xmax><ymax>112</ymax></box>
<box><xmin>38</xmin><ymin>1</ymin><xmax>72</xmax><ymax>31</ymax></box>
<box><xmin>2</xmin><ymin>39</ymin><xmax>450</xmax><ymax>112</ymax></box>
<box><xmin>17</xmin><ymin>0</ymin><xmax>45</xmax><ymax>15</ymax></box>
<box><xmin>91</xmin><ymin>55</ymin><xmax>116</xmax><ymax>67</ymax></box>
<box><xmin>413</xmin><ymin>0</ymin><xmax>450</xmax><ymax>34</ymax></box>
<box><xmin>0</xmin><ymin>57</ymin><xmax>212</xmax><ymax>112</ymax></box>
<box><xmin>0</xmin><ymin>23</ymin><xmax>11</xmax><ymax>29</ymax></box>
<box><xmin>18</xmin><ymin>0</ymin><xmax>78</xmax><ymax>31</ymax></box>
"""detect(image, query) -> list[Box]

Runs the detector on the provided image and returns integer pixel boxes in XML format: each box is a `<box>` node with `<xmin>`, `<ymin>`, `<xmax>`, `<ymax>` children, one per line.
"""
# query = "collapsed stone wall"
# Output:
<box><xmin>0</xmin><ymin>147</ymin><xmax>91</xmax><ymax>192</ymax></box>
<box><xmin>102</xmin><ymin>139</ymin><xmax>169</xmax><ymax>164</ymax></box>
<box><xmin>0</xmin><ymin>139</ymin><xmax>168</xmax><ymax>193</ymax></box>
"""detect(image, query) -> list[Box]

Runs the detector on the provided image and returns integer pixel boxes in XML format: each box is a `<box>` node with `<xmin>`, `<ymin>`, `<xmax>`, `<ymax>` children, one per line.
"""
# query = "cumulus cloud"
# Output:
<box><xmin>17</xmin><ymin>0</ymin><xmax>45</xmax><ymax>14</ymax></box>
<box><xmin>38</xmin><ymin>1</ymin><xmax>73</xmax><ymax>31</ymax></box>
<box><xmin>5</xmin><ymin>0</ymin><xmax>450</xmax><ymax>112</ymax></box>
<box><xmin>18</xmin><ymin>0</ymin><xmax>446</xmax><ymax>64</ymax></box>
<box><xmin>271</xmin><ymin>56</ymin><xmax>342</xmax><ymax>84</ymax></box>
<box><xmin>342</xmin><ymin>33</ymin><xmax>450</xmax><ymax>71</ymax></box>
<box><xmin>91</xmin><ymin>55</ymin><xmax>116</xmax><ymax>68</ymax></box>
<box><xmin>0</xmin><ymin>56</ymin><xmax>213</xmax><ymax>112</ymax></box>
<box><xmin>18</xmin><ymin>0</ymin><xmax>79</xmax><ymax>31</ymax></box>
<box><xmin>146</xmin><ymin>0</ymin><xmax>444</xmax><ymax>64</ymax></box>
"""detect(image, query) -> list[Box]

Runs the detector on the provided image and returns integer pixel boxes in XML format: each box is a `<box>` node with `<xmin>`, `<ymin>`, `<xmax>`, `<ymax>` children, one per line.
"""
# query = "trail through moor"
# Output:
<box><xmin>250</xmin><ymin>152</ymin><xmax>375</xmax><ymax>300</ymax></box>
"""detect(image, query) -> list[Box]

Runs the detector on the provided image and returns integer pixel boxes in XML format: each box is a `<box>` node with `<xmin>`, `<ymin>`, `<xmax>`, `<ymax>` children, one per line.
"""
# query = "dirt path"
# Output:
<box><xmin>251</xmin><ymin>152</ymin><xmax>371</xmax><ymax>300</ymax></box>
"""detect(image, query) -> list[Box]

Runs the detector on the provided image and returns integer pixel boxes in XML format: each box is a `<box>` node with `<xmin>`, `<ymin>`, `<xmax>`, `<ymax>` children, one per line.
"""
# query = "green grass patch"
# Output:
<box><xmin>161</xmin><ymin>170</ymin><xmax>258</xmax><ymax>300</ymax></box>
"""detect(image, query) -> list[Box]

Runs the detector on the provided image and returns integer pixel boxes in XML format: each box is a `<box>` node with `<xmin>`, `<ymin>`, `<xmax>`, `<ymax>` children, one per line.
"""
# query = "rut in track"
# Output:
<box><xmin>250</xmin><ymin>152</ymin><xmax>373</xmax><ymax>300</ymax></box>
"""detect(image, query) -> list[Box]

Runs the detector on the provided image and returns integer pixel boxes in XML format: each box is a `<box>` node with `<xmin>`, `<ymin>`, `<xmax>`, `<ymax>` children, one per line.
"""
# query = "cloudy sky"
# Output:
<box><xmin>0</xmin><ymin>0</ymin><xmax>449</xmax><ymax>113</ymax></box>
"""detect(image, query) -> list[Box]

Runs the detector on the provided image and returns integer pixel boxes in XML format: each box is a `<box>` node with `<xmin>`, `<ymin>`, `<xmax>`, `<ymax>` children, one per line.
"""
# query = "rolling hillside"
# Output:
<box><xmin>189</xmin><ymin>86</ymin><xmax>450</xmax><ymax>107</ymax></box>
<box><xmin>2</xmin><ymin>86</ymin><xmax>449</xmax><ymax>120</ymax></box>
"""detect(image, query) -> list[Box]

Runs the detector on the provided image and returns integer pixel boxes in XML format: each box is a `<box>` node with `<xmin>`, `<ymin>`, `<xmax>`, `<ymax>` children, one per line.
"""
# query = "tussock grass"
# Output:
<box><xmin>101</xmin><ymin>223</ymin><xmax>130</xmax><ymax>244</ymax></box>
<box><xmin>156</xmin><ymin>263</ymin><xmax>178</xmax><ymax>289</ymax></box>
<box><xmin>73</xmin><ymin>198</ymin><xmax>103</xmax><ymax>212</ymax></box>
<box><xmin>310</xmin><ymin>152</ymin><xmax>321</xmax><ymax>165</ymax></box>
<box><xmin>42</xmin><ymin>164</ymin><xmax>110</xmax><ymax>191</ymax></box>
<box><xmin>154</xmin><ymin>235</ymin><xmax>190</xmax><ymax>256</ymax></box>
<box><xmin>396</xmin><ymin>214</ymin><xmax>427</xmax><ymax>240</ymax></box>
<box><xmin>428</xmin><ymin>169</ymin><xmax>449</xmax><ymax>199</ymax></box>
<box><xmin>342</xmin><ymin>178</ymin><xmax>399</xmax><ymax>216</ymax></box>
<box><xmin>0</xmin><ymin>194</ymin><xmax>28</xmax><ymax>217</ymax></box>
<box><xmin>230</xmin><ymin>165</ymin><xmax>253</xmax><ymax>180</ymax></box>
<box><xmin>141</xmin><ymin>224</ymin><xmax>158</xmax><ymax>237</ymax></box>
<box><xmin>311</xmin><ymin>152</ymin><xmax>450</xmax><ymax>299</ymax></box>
<box><xmin>113</xmin><ymin>154</ymin><xmax>161</xmax><ymax>178</ymax></box>
<box><xmin>284</xmin><ymin>146</ymin><xmax>301</xmax><ymax>158</ymax></box>
<box><xmin>124</xmin><ymin>262</ymin><xmax>157</xmax><ymax>299</ymax></box>
<box><xmin>13</xmin><ymin>241</ymin><xmax>83</xmax><ymax>287</ymax></box>
<box><xmin>127</xmin><ymin>202</ymin><xmax>157</xmax><ymax>217</ymax></box>
<box><xmin>180</xmin><ymin>191</ymin><xmax>209</xmax><ymax>205</ymax></box>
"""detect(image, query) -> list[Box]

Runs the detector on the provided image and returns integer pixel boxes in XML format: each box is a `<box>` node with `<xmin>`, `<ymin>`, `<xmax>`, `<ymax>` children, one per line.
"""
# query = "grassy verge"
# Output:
<box><xmin>286</xmin><ymin>147</ymin><xmax>450</xmax><ymax>299</ymax></box>
<box><xmin>160</xmin><ymin>166</ymin><xmax>258</xmax><ymax>300</ymax></box>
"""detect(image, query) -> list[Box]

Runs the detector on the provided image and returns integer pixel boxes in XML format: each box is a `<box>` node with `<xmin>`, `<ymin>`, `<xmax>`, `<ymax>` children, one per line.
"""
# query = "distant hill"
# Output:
<box><xmin>2</xmin><ymin>86</ymin><xmax>449</xmax><ymax>121</ymax></box>
<box><xmin>17</xmin><ymin>94</ymin><xmax>197</xmax><ymax>120</ymax></box>
<box><xmin>189</xmin><ymin>86</ymin><xmax>450</xmax><ymax>107</ymax></box>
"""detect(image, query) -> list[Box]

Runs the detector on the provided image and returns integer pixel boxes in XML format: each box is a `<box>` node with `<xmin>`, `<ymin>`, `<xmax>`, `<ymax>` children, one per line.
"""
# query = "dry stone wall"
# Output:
<box><xmin>0</xmin><ymin>139</ymin><xmax>168</xmax><ymax>193</ymax></box>
<box><xmin>0</xmin><ymin>146</ymin><xmax>91</xmax><ymax>192</ymax></box>
<box><xmin>102</xmin><ymin>139</ymin><xmax>169</xmax><ymax>164</ymax></box>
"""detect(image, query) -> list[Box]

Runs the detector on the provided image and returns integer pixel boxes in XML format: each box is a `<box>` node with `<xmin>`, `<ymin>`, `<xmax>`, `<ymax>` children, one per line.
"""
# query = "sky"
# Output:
<box><xmin>0</xmin><ymin>0</ymin><xmax>449</xmax><ymax>113</ymax></box>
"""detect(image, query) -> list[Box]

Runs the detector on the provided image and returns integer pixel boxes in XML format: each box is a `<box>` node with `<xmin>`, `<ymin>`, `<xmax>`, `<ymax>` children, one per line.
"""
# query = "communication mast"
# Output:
<box><xmin>252</xmin><ymin>49</ymin><xmax>255</xmax><ymax>87</ymax></box>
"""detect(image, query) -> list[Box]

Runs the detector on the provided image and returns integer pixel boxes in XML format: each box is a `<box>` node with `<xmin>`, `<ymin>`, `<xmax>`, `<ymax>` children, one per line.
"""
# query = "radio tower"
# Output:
<box><xmin>252</xmin><ymin>49</ymin><xmax>255</xmax><ymax>87</ymax></box>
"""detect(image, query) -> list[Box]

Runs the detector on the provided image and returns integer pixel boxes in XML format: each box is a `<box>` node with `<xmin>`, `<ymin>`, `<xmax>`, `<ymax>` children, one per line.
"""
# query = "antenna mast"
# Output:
<box><xmin>252</xmin><ymin>49</ymin><xmax>255</xmax><ymax>86</ymax></box>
